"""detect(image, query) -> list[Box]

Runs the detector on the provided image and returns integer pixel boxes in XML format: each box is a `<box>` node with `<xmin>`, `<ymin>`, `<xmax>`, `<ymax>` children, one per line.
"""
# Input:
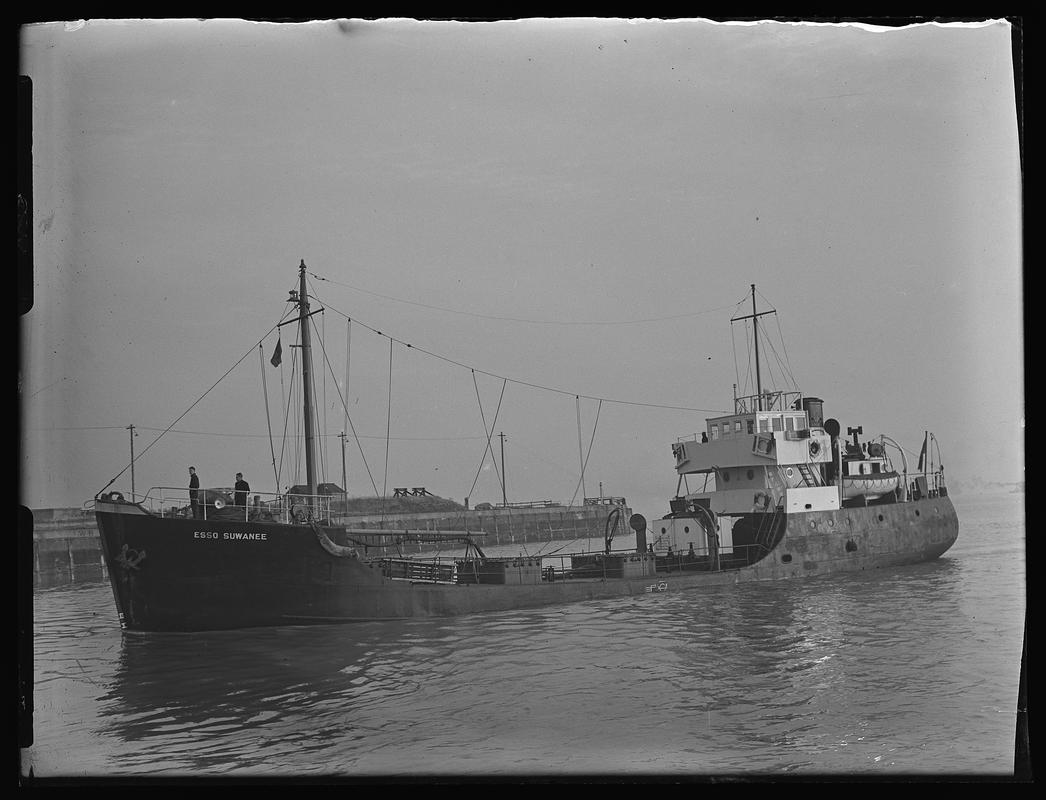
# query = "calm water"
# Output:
<box><xmin>22</xmin><ymin>492</ymin><xmax>1025</xmax><ymax>780</ymax></box>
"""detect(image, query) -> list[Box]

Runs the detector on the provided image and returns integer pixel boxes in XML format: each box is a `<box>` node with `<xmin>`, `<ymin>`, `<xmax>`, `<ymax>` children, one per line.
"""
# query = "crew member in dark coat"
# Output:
<box><xmin>189</xmin><ymin>466</ymin><xmax>201</xmax><ymax>519</ymax></box>
<box><xmin>234</xmin><ymin>472</ymin><xmax>250</xmax><ymax>507</ymax></box>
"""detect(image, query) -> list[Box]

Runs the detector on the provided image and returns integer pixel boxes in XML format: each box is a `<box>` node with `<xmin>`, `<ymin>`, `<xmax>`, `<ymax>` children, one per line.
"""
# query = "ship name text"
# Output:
<box><xmin>194</xmin><ymin>531</ymin><xmax>268</xmax><ymax>541</ymax></box>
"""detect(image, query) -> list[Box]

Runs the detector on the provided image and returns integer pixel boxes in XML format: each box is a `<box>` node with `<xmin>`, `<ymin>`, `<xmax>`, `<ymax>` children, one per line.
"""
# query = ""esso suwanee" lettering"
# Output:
<box><xmin>193</xmin><ymin>531</ymin><xmax>268</xmax><ymax>541</ymax></box>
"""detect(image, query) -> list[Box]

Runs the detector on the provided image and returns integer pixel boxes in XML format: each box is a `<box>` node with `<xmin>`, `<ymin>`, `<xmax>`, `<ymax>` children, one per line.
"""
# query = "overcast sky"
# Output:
<box><xmin>19</xmin><ymin>18</ymin><xmax>1022</xmax><ymax>517</ymax></box>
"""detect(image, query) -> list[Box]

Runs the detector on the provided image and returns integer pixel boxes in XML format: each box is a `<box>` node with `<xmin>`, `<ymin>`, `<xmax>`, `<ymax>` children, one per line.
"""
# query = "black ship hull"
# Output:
<box><xmin>95</xmin><ymin>495</ymin><xmax>959</xmax><ymax>632</ymax></box>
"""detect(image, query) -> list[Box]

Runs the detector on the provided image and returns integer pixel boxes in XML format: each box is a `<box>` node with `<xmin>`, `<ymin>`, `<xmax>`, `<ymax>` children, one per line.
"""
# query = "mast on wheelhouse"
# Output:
<box><xmin>731</xmin><ymin>284</ymin><xmax>776</xmax><ymax>413</ymax></box>
<box><xmin>751</xmin><ymin>284</ymin><xmax>763</xmax><ymax>411</ymax></box>
<box><xmin>297</xmin><ymin>259</ymin><xmax>319</xmax><ymax>506</ymax></box>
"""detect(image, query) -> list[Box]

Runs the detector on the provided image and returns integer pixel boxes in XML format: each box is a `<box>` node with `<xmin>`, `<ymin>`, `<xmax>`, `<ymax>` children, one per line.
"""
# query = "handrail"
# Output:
<box><xmin>117</xmin><ymin>485</ymin><xmax>335</xmax><ymax>524</ymax></box>
<box><xmin>877</xmin><ymin>434</ymin><xmax>909</xmax><ymax>501</ymax></box>
<box><xmin>733</xmin><ymin>390</ymin><xmax>802</xmax><ymax>415</ymax></box>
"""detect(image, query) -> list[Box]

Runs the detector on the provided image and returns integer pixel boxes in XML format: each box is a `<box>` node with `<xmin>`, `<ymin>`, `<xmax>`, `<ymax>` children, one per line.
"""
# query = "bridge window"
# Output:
<box><xmin>772</xmin><ymin>416</ymin><xmax>783</xmax><ymax>432</ymax></box>
<box><xmin>759</xmin><ymin>417</ymin><xmax>770</xmax><ymax>432</ymax></box>
<box><xmin>734</xmin><ymin>420</ymin><xmax>742</xmax><ymax>433</ymax></box>
<box><xmin>710</xmin><ymin>425</ymin><xmax>719</xmax><ymax>441</ymax></box>
<box><xmin>786</xmin><ymin>416</ymin><xmax>795</xmax><ymax>432</ymax></box>
<box><xmin>747</xmin><ymin>420</ymin><xmax>754</xmax><ymax>434</ymax></box>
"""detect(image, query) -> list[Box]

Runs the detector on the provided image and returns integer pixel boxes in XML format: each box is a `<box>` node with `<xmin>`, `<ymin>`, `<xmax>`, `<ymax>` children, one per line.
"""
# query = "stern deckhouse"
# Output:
<box><xmin>671</xmin><ymin>391</ymin><xmax>838</xmax><ymax>517</ymax></box>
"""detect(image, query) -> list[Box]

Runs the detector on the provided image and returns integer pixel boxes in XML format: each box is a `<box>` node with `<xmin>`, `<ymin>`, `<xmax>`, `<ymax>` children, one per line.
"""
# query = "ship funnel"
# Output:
<box><xmin>629</xmin><ymin>513</ymin><xmax>648</xmax><ymax>553</ymax></box>
<box><xmin>802</xmin><ymin>397</ymin><xmax>824</xmax><ymax>428</ymax></box>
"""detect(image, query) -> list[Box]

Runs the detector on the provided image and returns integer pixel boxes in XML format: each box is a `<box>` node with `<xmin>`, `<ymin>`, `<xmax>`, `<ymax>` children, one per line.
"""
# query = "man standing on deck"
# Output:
<box><xmin>234</xmin><ymin>472</ymin><xmax>250</xmax><ymax>508</ymax></box>
<box><xmin>189</xmin><ymin>466</ymin><xmax>201</xmax><ymax>519</ymax></box>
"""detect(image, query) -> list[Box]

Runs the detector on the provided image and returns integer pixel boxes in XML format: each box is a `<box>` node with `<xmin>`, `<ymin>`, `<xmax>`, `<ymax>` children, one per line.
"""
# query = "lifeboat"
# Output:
<box><xmin>841</xmin><ymin>470</ymin><xmax>901</xmax><ymax>500</ymax></box>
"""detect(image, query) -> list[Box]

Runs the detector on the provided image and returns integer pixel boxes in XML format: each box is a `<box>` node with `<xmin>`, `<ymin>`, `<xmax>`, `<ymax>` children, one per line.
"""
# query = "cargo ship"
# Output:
<box><xmin>93</xmin><ymin>268</ymin><xmax>958</xmax><ymax>631</ymax></box>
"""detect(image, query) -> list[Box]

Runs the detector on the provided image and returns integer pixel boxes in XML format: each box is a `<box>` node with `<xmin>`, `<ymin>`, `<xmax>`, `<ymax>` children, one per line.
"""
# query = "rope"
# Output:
<box><xmin>321</xmin><ymin>309</ymin><xmax>328</xmax><ymax>480</ymax></box>
<box><xmin>772</xmin><ymin>312</ymin><xmax>799</xmax><ymax>389</ymax></box>
<box><xmin>381</xmin><ymin>338</ymin><xmax>393</xmax><ymax>526</ymax></box>
<box><xmin>575</xmin><ymin>396</ymin><xmax>586</xmax><ymax>501</ymax></box>
<box><xmin>277</xmin><ymin>326</ymin><xmax>291</xmax><ymax>489</ymax></box>
<box><xmin>309</xmin><ymin>312</ymin><xmax>380</xmax><ymax>497</ymax></box>
<box><xmin>308</xmin><ymin>268</ymin><xmax>736</xmax><ymax>327</ymax></box>
<box><xmin>94</xmin><ymin>320</ymin><xmax>284</xmax><ymax>498</ymax></box>
<box><xmin>567</xmin><ymin>398</ymin><xmax>602</xmax><ymax>507</ymax></box>
<box><xmin>345</xmin><ymin>318</ymin><xmax>351</xmax><ymax>459</ymax></box>
<box><xmin>466</xmin><ymin>373</ymin><xmax>507</xmax><ymax>502</ymax></box>
<box><xmin>258</xmin><ymin>343</ymin><xmax>280</xmax><ymax>496</ymax></box>
<box><xmin>313</xmin><ymin>295</ymin><xmax>726</xmax><ymax>414</ymax></box>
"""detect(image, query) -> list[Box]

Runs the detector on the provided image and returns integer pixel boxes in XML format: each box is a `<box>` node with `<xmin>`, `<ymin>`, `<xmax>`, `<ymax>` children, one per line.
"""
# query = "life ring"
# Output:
<box><xmin>107</xmin><ymin>491</ymin><xmax>125</xmax><ymax>503</ymax></box>
<box><xmin>754</xmin><ymin>491</ymin><xmax>771</xmax><ymax>510</ymax></box>
<box><xmin>809</xmin><ymin>440</ymin><xmax>821</xmax><ymax>458</ymax></box>
<box><xmin>213</xmin><ymin>497</ymin><xmax>226</xmax><ymax>510</ymax></box>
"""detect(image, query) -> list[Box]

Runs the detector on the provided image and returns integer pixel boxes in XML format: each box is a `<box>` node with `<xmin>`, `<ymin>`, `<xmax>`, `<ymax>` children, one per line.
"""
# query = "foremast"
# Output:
<box><xmin>297</xmin><ymin>260</ymin><xmax>319</xmax><ymax>510</ymax></box>
<box><xmin>730</xmin><ymin>283</ymin><xmax>778</xmax><ymax>413</ymax></box>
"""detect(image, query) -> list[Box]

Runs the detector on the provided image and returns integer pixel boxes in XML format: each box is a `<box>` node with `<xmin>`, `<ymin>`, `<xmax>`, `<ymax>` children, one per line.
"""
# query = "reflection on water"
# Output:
<box><xmin>25</xmin><ymin>493</ymin><xmax>1025</xmax><ymax>779</ymax></box>
<box><xmin>34</xmin><ymin>563</ymin><xmax>108</xmax><ymax>591</ymax></box>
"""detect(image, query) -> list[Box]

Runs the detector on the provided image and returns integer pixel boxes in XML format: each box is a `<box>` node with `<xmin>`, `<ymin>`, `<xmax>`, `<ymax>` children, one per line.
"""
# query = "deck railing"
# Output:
<box><xmin>373</xmin><ymin>539</ymin><xmax>773</xmax><ymax>585</ymax></box>
<box><xmin>119</xmin><ymin>486</ymin><xmax>335</xmax><ymax>524</ymax></box>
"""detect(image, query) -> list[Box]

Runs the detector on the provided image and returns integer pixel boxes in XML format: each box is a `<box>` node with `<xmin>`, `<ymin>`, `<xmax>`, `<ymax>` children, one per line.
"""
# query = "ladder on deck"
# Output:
<box><xmin>796</xmin><ymin>463</ymin><xmax>821</xmax><ymax>487</ymax></box>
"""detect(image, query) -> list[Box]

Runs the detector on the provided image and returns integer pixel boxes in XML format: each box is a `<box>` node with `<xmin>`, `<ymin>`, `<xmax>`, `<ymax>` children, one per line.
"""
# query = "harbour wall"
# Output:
<box><xmin>336</xmin><ymin>503</ymin><xmax>631</xmax><ymax>550</ymax></box>
<box><xmin>26</xmin><ymin>502</ymin><xmax>631</xmax><ymax>587</ymax></box>
<box><xmin>27</xmin><ymin>507</ymin><xmax>108</xmax><ymax>589</ymax></box>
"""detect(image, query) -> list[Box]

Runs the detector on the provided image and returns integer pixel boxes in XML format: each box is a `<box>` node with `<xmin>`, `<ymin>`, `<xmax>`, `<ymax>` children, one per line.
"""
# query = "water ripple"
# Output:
<box><xmin>24</xmin><ymin>494</ymin><xmax>1025</xmax><ymax>778</ymax></box>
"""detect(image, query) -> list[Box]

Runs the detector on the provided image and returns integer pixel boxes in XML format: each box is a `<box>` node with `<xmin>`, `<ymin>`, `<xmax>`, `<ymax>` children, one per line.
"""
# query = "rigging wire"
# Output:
<box><xmin>381</xmin><ymin>337</ymin><xmax>393</xmax><ymax>525</ymax></box>
<box><xmin>575</xmin><ymin>396</ymin><xmax>587</xmax><ymax>501</ymax></box>
<box><xmin>281</xmin><ymin>338</ymin><xmax>300</xmax><ymax>487</ymax></box>
<box><xmin>321</xmin><ymin>309</ymin><xmax>328</xmax><ymax>481</ymax></box>
<box><xmin>731</xmin><ymin>318</ymin><xmax>741</xmax><ymax>402</ymax></box>
<box><xmin>568</xmin><ymin>397</ymin><xmax>603</xmax><ymax>507</ymax></box>
<box><xmin>313</xmin><ymin>294</ymin><xmax>727</xmax><ymax>414</ymax></box>
<box><xmin>105</xmin><ymin>426</ymin><xmax>484</xmax><ymax>442</ymax></box>
<box><xmin>94</xmin><ymin>274</ymin><xmax>749</xmax><ymax>501</ymax></box>
<box><xmin>308</xmin><ymin>312</ymin><xmax>381</xmax><ymax>497</ymax></box>
<box><xmin>306</xmin><ymin>310</ymin><xmax>333</xmax><ymax>485</ymax></box>
<box><xmin>466</xmin><ymin>372</ymin><xmax>507</xmax><ymax>502</ymax></box>
<box><xmin>345</xmin><ymin>318</ymin><xmax>351</xmax><ymax>470</ymax></box>
<box><xmin>94</xmin><ymin>319</ymin><xmax>285</xmax><ymax>497</ymax></box>
<box><xmin>307</xmin><ymin>319</ymin><xmax>325</xmax><ymax>485</ymax></box>
<box><xmin>277</xmin><ymin>326</ymin><xmax>289</xmax><ymax>488</ymax></box>
<box><xmin>258</xmin><ymin>343</ymin><xmax>280</xmax><ymax>497</ymax></box>
<box><xmin>773</xmin><ymin>312</ymin><xmax>799</xmax><ymax>389</ymax></box>
<box><xmin>740</xmin><ymin>320</ymin><xmax>754</xmax><ymax>398</ymax></box>
<box><xmin>307</xmin><ymin>268</ymin><xmax>737</xmax><ymax>327</ymax></box>
<box><xmin>760</xmin><ymin>331</ymin><xmax>798</xmax><ymax>395</ymax></box>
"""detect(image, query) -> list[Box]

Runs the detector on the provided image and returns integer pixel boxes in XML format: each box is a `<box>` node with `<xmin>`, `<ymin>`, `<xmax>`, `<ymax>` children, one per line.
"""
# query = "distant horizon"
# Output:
<box><xmin>27</xmin><ymin>481</ymin><xmax>1025</xmax><ymax>514</ymax></box>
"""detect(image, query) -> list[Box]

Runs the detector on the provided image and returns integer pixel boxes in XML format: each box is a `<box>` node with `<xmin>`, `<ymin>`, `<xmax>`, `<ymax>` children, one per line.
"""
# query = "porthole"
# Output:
<box><xmin>877</xmin><ymin>514</ymin><xmax>884</xmax><ymax>522</ymax></box>
<box><xmin>828</xmin><ymin>519</ymin><xmax>835</xmax><ymax>527</ymax></box>
<box><xmin>722</xmin><ymin>471</ymin><xmax>731</xmax><ymax>482</ymax></box>
<box><xmin>809</xmin><ymin>519</ymin><xmax>816</xmax><ymax>528</ymax></box>
<box><xmin>747</xmin><ymin>469</ymin><xmax>755</xmax><ymax>480</ymax></box>
<box><xmin>915</xmin><ymin>509</ymin><xmax>920</xmax><ymax>517</ymax></box>
<box><xmin>661</xmin><ymin>527</ymin><xmax>667</xmax><ymax>534</ymax></box>
<box><xmin>934</xmin><ymin>507</ymin><xmax>940</xmax><ymax>514</ymax></box>
<box><xmin>684</xmin><ymin>526</ymin><xmax>690</xmax><ymax>534</ymax></box>
<box><xmin>781</xmin><ymin>554</ymin><xmax>792</xmax><ymax>563</ymax></box>
<box><xmin>786</xmin><ymin>467</ymin><xmax>794</xmax><ymax>478</ymax></box>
